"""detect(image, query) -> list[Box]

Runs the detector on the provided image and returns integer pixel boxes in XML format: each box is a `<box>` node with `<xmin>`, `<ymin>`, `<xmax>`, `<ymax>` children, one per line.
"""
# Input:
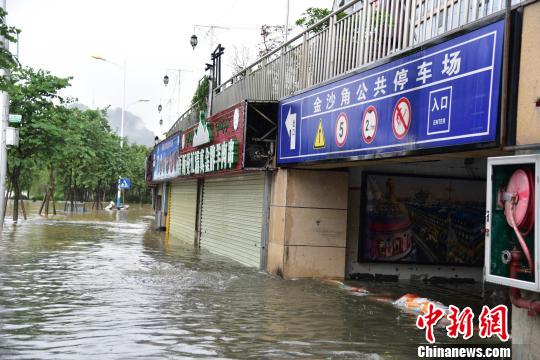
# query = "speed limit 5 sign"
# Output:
<box><xmin>335</xmin><ymin>112</ymin><xmax>348</xmax><ymax>148</ymax></box>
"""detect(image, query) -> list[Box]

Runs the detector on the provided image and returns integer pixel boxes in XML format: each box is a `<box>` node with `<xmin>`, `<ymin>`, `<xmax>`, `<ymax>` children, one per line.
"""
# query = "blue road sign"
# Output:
<box><xmin>277</xmin><ymin>20</ymin><xmax>504</xmax><ymax>165</ymax></box>
<box><xmin>119</xmin><ymin>178</ymin><xmax>130</xmax><ymax>189</ymax></box>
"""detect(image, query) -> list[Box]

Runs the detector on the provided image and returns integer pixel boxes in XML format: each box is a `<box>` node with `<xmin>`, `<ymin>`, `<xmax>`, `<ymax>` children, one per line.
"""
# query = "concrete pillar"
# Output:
<box><xmin>511</xmin><ymin>292</ymin><xmax>540</xmax><ymax>360</ymax></box>
<box><xmin>267</xmin><ymin>169</ymin><xmax>348</xmax><ymax>278</ymax></box>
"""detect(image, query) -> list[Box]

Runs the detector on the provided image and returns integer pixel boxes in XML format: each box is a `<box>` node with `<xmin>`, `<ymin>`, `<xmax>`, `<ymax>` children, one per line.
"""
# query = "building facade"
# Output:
<box><xmin>148</xmin><ymin>0</ymin><xmax>540</xmax><ymax>356</ymax></box>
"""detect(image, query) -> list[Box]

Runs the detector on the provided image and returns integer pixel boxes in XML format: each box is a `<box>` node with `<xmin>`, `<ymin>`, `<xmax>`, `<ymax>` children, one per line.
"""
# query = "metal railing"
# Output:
<box><xmin>212</xmin><ymin>0</ymin><xmax>517</xmax><ymax>114</ymax></box>
<box><xmin>166</xmin><ymin>101</ymin><xmax>200</xmax><ymax>137</ymax></box>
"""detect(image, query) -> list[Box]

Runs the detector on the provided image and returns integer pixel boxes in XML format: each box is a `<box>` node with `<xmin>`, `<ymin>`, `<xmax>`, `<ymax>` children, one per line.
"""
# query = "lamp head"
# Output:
<box><xmin>190</xmin><ymin>34</ymin><xmax>198</xmax><ymax>50</ymax></box>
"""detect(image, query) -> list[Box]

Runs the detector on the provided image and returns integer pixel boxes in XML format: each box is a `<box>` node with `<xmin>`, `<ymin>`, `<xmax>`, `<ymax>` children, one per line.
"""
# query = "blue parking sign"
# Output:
<box><xmin>277</xmin><ymin>20</ymin><xmax>504</xmax><ymax>165</ymax></box>
<box><xmin>119</xmin><ymin>178</ymin><xmax>130</xmax><ymax>189</ymax></box>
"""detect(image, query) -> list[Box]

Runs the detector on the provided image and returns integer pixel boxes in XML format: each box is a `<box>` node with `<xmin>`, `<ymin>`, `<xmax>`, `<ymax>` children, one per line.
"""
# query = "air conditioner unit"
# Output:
<box><xmin>486</xmin><ymin>155</ymin><xmax>540</xmax><ymax>291</ymax></box>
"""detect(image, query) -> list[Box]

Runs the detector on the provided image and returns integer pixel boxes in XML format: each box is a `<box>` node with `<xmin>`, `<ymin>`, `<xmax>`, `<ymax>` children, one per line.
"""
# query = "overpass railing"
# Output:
<box><xmin>212</xmin><ymin>0</ymin><xmax>516</xmax><ymax>114</ymax></box>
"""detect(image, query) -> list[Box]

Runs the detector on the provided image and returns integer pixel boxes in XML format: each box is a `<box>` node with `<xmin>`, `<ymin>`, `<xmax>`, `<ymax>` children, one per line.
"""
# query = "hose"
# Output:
<box><xmin>507</xmin><ymin>201</ymin><xmax>534</xmax><ymax>275</ymax></box>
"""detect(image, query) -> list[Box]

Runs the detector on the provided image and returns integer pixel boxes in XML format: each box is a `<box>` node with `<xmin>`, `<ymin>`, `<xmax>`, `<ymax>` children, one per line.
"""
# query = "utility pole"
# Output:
<box><xmin>164</xmin><ymin>68</ymin><xmax>192</xmax><ymax>120</ymax></box>
<box><xmin>205</xmin><ymin>45</ymin><xmax>225</xmax><ymax>117</ymax></box>
<box><xmin>0</xmin><ymin>0</ymin><xmax>9</xmax><ymax>229</ymax></box>
<box><xmin>90</xmin><ymin>56</ymin><xmax>128</xmax><ymax>209</ymax></box>
<box><xmin>284</xmin><ymin>0</ymin><xmax>290</xmax><ymax>43</ymax></box>
<box><xmin>120</xmin><ymin>61</ymin><xmax>126</xmax><ymax>148</ymax></box>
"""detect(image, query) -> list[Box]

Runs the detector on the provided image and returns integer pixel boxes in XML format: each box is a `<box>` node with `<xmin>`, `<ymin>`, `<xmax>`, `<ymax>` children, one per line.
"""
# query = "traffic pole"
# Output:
<box><xmin>116</xmin><ymin>178</ymin><xmax>121</xmax><ymax>209</ymax></box>
<box><xmin>117</xmin><ymin>61</ymin><xmax>126</xmax><ymax>209</ymax></box>
<box><xmin>0</xmin><ymin>0</ymin><xmax>9</xmax><ymax>229</ymax></box>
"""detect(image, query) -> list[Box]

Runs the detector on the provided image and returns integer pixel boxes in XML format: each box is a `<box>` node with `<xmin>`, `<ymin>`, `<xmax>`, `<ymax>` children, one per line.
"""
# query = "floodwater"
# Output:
<box><xmin>0</xmin><ymin>204</ymin><xmax>501</xmax><ymax>359</ymax></box>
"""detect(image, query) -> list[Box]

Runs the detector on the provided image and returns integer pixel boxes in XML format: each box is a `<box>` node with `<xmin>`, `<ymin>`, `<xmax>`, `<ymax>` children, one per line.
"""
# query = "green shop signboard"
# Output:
<box><xmin>177</xmin><ymin>102</ymin><xmax>246</xmax><ymax>178</ymax></box>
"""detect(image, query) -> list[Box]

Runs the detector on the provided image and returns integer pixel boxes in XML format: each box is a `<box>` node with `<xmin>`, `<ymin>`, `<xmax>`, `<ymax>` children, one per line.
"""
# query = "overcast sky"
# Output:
<box><xmin>7</xmin><ymin>0</ymin><xmax>330</xmax><ymax>141</ymax></box>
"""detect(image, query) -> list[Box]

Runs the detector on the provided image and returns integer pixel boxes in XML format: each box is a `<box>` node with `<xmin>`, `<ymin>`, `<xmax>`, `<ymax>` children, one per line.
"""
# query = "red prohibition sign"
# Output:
<box><xmin>335</xmin><ymin>112</ymin><xmax>348</xmax><ymax>148</ymax></box>
<box><xmin>392</xmin><ymin>97</ymin><xmax>412</xmax><ymax>140</ymax></box>
<box><xmin>362</xmin><ymin>105</ymin><xmax>378</xmax><ymax>144</ymax></box>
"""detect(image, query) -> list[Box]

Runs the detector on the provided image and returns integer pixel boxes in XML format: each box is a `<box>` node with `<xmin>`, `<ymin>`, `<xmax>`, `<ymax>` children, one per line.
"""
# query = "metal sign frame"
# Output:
<box><xmin>485</xmin><ymin>154</ymin><xmax>540</xmax><ymax>292</ymax></box>
<box><xmin>277</xmin><ymin>16</ymin><xmax>505</xmax><ymax>166</ymax></box>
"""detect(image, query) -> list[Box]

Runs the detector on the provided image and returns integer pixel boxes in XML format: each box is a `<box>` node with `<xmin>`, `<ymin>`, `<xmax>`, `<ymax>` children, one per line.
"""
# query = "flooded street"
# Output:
<box><xmin>0</xmin><ymin>206</ymin><xmax>491</xmax><ymax>359</ymax></box>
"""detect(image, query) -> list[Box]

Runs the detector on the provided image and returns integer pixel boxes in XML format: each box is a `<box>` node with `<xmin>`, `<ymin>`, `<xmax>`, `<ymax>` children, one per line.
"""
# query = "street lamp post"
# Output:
<box><xmin>163</xmin><ymin>69</ymin><xmax>192</xmax><ymax>122</ymax></box>
<box><xmin>114</xmin><ymin>98</ymin><xmax>149</xmax><ymax>209</ymax></box>
<box><xmin>90</xmin><ymin>55</ymin><xmax>150</xmax><ymax>209</ymax></box>
<box><xmin>91</xmin><ymin>55</ymin><xmax>126</xmax><ymax>209</ymax></box>
<box><xmin>90</xmin><ymin>56</ymin><xmax>127</xmax><ymax>147</ymax></box>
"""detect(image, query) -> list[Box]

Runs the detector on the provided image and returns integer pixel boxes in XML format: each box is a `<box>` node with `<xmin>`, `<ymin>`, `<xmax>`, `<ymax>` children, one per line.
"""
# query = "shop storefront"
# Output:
<box><xmin>271</xmin><ymin>18</ymin><xmax>507</xmax><ymax>279</ymax></box>
<box><xmin>149</xmin><ymin>101</ymin><xmax>276</xmax><ymax>269</ymax></box>
<box><xmin>169</xmin><ymin>180</ymin><xmax>197</xmax><ymax>244</ymax></box>
<box><xmin>200</xmin><ymin>173</ymin><xmax>266</xmax><ymax>268</ymax></box>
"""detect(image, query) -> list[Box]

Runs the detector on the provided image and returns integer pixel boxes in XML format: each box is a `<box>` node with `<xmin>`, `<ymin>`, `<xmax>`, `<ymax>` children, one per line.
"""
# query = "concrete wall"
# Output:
<box><xmin>512</xmin><ymin>295</ymin><xmax>540</xmax><ymax>360</ymax></box>
<box><xmin>267</xmin><ymin>169</ymin><xmax>348</xmax><ymax>279</ymax></box>
<box><xmin>512</xmin><ymin>3</ymin><xmax>540</xmax><ymax>358</ymax></box>
<box><xmin>346</xmin><ymin>158</ymin><xmax>486</xmax><ymax>281</ymax></box>
<box><xmin>516</xmin><ymin>1</ymin><xmax>540</xmax><ymax>145</ymax></box>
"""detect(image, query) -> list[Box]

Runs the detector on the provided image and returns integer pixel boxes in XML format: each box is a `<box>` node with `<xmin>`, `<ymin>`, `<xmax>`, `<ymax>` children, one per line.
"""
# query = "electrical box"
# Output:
<box><xmin>486</xmin><ymin>155</ymin><xmax>540</xmax><ymax>291</ymax></box>
<box><xmin>6</xmin><ymin>127</ymin><xmax>19</xmax><ymax>147</ymax></box>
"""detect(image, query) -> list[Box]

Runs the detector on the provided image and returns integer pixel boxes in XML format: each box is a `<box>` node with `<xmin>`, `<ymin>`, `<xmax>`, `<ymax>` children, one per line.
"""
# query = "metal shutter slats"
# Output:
<box><xmin>200</xmin><ymin>173</ymin><xmax>265</xmax><ymax>268</ymax></box>
<box><xmin>169</xmin><ymin>180</ymin><xmax>197</xmax><ymax>245</ymax></box>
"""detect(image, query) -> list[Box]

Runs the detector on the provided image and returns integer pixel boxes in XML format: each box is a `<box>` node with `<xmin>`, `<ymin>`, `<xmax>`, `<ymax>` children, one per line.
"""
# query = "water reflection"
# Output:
<box><xmin>0</xmin><ymin>205</ymin><xmax>495</xmax><ymax>359</ymax></box>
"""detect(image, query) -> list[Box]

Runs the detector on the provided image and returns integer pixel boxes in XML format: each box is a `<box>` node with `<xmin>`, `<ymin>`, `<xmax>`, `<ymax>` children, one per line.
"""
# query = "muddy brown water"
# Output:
<box><xmin>0</xmin><ymin>203</ymin><xmax>503</xmax><ymax>359</ymax></box>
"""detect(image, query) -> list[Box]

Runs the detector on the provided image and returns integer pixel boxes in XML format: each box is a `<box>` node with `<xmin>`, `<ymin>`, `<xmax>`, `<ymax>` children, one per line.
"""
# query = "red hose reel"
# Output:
<box><xmin>498</xmin><ymin>168</ymin><xmax>535</xmax><ymax>273</ymax></box>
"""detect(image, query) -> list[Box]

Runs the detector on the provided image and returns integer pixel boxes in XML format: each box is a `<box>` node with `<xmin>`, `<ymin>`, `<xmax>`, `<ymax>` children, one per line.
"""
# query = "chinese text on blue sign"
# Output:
<box><xmin>277</xmin><ymin>20</ymin><xmax>504</xmax><ymax>165</ymax></box>
<box><xmin>153</xmin><ymin>134</ymin><xmax>181</xmax><ymax>181</ymax></box>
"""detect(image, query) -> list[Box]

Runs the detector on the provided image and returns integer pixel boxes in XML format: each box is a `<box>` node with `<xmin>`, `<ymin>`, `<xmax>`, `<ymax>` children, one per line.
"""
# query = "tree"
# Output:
<box><xmin>7</xmin><ymin>67</ymin><xmax>71</xmax><ymax>222</ymax></box>
<box><xmin>295</xmin><ymin>7</ymin><xmax>346</xmax><ymax>34</ymax></box>
<box><xmin>258</xmin><ymin>25</ymin><xmax>287</xmax><ymax>57</ymax></box>
<box><xmin>231</xmin><ymin>45</ymin><xmax>252</xmax><ymax>75</ymax></box>
<box><xmin>4</xmin><ymin>66</ymin><xmax>151</xmax><ymax>219</ymax></box>
<box><xmin>0</xmin><ymin>8</ymin><xmax>20</xmax><ymax>89</ymax></box>
<box><xmin>295</xmin><ymin>7</ymin><xmax>333</xmax><ymax>32</ymax></box>
<box><xmin>191</xmin><ymin>76</ymin><xmax>209</xmax><ymax>115</ymax></box>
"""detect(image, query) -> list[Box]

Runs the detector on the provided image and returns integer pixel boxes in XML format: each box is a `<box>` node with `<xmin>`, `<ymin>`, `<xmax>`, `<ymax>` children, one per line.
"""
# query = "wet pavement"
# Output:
<box><xmin>0</xmin><ymin>204</ymin><xmax>500</xmax><ymax>359</ymax></box>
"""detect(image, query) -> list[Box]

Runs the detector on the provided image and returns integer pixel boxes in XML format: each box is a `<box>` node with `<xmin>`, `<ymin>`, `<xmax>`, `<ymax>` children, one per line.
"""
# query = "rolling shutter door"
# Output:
<box><xmin>169</xmin><ymin>180</ymin><xmax>198</xmax><ymax>244</ymax></box>
<box><xmin>200</xmin><ymin>173</ymin><xmax>265</xmax><ymax>268</ymax></box>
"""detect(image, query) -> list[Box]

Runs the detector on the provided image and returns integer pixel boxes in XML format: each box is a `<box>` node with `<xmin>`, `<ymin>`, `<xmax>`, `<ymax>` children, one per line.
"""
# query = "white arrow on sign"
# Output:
<box><xmin>285</xmin><ymin>108</ymin><xmax>297</xmax><ymax>150</ymax></box>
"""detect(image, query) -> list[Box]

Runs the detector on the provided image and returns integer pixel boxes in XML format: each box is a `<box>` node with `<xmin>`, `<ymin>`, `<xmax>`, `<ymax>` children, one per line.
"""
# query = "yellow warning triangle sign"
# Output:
<box><xmin>314</xmin><ymin>119</ymin><xmax>326</xmax><ymax>149</ymax></box>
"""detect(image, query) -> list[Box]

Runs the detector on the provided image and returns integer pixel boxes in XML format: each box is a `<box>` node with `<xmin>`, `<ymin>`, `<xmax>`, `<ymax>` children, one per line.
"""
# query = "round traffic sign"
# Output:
<box><xmin>362</xmin><ymin>106</ymin><xmax>378</xmax><ymax>144</ymax></box>
<box><xmin>392</xmin><ymin>97</ymin><xmax>412</xmax><ymax>140</ymax></box>
<box><xmin>334</xmin><ymin>112</ymin><xmax>348</xmax><ymax>148</ymax></box>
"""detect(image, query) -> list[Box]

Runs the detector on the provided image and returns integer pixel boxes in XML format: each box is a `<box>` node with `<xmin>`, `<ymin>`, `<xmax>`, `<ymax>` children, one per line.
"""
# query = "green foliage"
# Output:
<box><xmin>295</xmin><ymin>7</ymin><xmax>346</xmax><ymax>34</ymax></box>
<box><xmin>0</xmin><ymin>8</ymin><xmax>20</xmax><ymax>89</ymax></box>
<box><xmin>7</xmin><ymin>66</ymin><xmax>71</xmax><ymax>181</ymax></box>
<box><xmin>191</xmin><ymin>76</ymin><xmax>209</xmax><ymax>114</ymax></box>
<box><xmin>296</xmin><ymin>7</ymin><xmax>332</xmax><ymax>31</ymax></box>
<box><xmin>6</xmin><ymin>66</ymin><xmax>151</xmax><ymax>218</ymax></box>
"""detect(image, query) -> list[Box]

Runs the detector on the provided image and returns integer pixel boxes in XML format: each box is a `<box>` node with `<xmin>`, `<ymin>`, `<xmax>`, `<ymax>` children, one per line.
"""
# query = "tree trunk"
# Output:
<box><xmin>12</xmin><ymin>185</ymin><xmax>19</xmax><ymax>223</ymax></box>
<box><xmin>20</xmin><ymin>198</ymin><xmax>27</xmax><ymax>220</ymax></box>
<box><xmin>4</xmin><ymin>181</ymin><xmax>11</xmax><ymax>221</ymax></box>
<box><xmin>39</xmin><ymin>191</ymin><xmax>47</xmax><ymax>215</ymax></box>
<box><xmin>44</xmin><ymin>191</ymin><xmax>50</xmax><ymax>215</ymax></box>
<box><xmin>11</xmin><ymin>167</ymin><xmax>21</xmax><ymax>223</ymax></box>
<box><xmin>51</xmin><ymin>182</ymin><xmax>56</xmax><ymax>215</ymax></box>
<box><xmin>70</xmin><ymin>171</ymin><xmax>75</xmax><ymax>212</ymax></box>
